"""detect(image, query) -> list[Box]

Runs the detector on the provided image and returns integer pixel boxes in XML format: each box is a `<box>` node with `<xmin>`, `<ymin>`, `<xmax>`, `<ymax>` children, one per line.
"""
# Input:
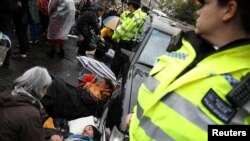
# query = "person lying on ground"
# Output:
<box><xmin>41</xmin><ymin>75</ymin><xmax>115</xmax><ymax>120</ymax></box>
<box><xmin>44</xmin><ymin>117</ymin><xmax>101</xmax><ymax>141</ymax></box>
<box><xmin>66</xmin><ymin>125</ymin><xmax>101</xmax><ymax>141</ymax></box>
<box><xmin>78</xmin><ymin>73</ymin><xmax>114</xmax><ymax>101</ymax></box>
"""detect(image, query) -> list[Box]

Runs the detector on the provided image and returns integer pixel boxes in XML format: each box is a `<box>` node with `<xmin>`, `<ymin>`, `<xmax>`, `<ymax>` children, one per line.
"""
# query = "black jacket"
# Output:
<box><xmin>76</xmin><ymin>4</ymin><xmax>100</xmax><ymax>36</ymax></box>
<box><xmin>41</xmin><ymin>76</ymin><xmax>108</xmax><ymax>120</ymax></box>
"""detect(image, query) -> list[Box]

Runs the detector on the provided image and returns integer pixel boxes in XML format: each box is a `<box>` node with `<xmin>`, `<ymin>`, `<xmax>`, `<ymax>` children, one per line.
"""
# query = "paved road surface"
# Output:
<box><xmin>0</xmin><ymin>36</ymin><xmax>89</xmax><ymax>92</ymax></box>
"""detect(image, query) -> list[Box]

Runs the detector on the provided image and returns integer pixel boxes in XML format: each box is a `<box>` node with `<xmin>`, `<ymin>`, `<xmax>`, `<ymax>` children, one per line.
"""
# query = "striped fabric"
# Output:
<box><xmin>77</xmin><ymin>56</ymin><xmax>118</xmax><ymax>85</ymax></box>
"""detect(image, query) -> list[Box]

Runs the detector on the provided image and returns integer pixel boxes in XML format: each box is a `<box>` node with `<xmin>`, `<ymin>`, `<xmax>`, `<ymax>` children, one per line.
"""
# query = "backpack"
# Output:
<box><xmin>38</xmin><ymin>0</ymin><xmax>49</xmax><ymax>15</ymax></box>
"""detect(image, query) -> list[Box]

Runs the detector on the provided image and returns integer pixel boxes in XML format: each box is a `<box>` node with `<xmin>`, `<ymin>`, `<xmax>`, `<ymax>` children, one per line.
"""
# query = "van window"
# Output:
<box><xmin>137</xmin><ymin>29</ymin><xmax>171</xmax><ymax>67</ymax></box>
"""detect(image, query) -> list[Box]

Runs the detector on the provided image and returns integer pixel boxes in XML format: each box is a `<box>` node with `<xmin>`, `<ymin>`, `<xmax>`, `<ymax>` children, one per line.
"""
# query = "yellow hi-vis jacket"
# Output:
<box><xmin>129</xmin><ymin>37</ymin><xmax>250</xmax><ymax>141</ymax></box>
<box><xmin>120</xmin><ymin>10</ymin><xmax>131</xmax><ymax>24</ymax></box>
<box><xmin>112</xmin><ymin>8</ymin><xmax>146</xmax><ymax>43</ymax></box>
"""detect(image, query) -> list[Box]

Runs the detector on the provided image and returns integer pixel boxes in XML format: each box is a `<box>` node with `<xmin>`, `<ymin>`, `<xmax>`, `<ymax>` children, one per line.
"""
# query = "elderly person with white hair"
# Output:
<box><xmin>0</xmin><ymin>66</ymin><xmax>60</xmax><ymax>141</ymax></box>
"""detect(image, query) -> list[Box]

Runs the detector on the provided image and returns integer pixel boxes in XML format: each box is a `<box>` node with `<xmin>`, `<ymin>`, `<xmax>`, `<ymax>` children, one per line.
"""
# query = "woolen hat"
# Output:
<box><xmin>90</xmin><ymin>125</ymin><xmax>101</xmax><ymax>141</ymax></box>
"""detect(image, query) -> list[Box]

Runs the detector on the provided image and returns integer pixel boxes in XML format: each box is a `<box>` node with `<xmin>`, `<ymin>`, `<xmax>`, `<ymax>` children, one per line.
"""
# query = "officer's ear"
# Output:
<box><xmin>222</xmin><ymin>0</ymin><xmax>238</xmax><ymax>22</ymax></box>
<box><xmin>167</xmin><ymin>31</ymin><xmax>184</xmax><ymax>52</ymax></box>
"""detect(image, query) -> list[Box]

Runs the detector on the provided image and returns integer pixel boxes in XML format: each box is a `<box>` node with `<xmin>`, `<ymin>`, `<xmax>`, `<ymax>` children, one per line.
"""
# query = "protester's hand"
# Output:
<box><xmin>49</xmin><ymin>135</ymin><xmax>63</xmax><ymax>141</ymax></box>
<box><xmin>125</xmin><ymin>113</ymin><xmax>133</xmax><ymax>129</ymax></box>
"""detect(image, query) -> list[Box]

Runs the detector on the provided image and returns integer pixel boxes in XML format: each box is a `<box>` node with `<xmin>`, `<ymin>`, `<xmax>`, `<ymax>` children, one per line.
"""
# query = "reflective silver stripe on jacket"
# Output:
<box><xmin>138</xmin><ymin>92</ymin><xmax>215</xmax><ymax>130</ymax></box>
<box><xmin>144</xmin><ymin>75</ymin><xmax>215</xmax><ymax>129</ymax></box>
<box><xmin>161</xmin><ymin>92</ymin><xmax>215</xmax><ymax>130</ymax></box>
<box><xmin>137</xmin><ymin>104</ymin><xmax>174</xmax><ymax>141</ymax></box>
<box><xmin>143</xmin><ymin>75</ymin><xmax>160</xmax><ymax>92</ymax></box>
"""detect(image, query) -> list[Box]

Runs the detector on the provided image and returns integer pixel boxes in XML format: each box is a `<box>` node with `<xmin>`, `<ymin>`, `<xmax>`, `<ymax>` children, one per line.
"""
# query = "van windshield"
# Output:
<box><xmin>137</xmin><ymin>29</ymin><xmax>171</xmax><ymax>67</ymax></box>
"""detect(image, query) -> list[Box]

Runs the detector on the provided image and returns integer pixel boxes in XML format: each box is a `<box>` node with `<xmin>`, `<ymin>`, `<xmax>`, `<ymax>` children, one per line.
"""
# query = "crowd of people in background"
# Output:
<box><xmin>0</xmin><ymin>1</ymin><xmax>151</xmax><ymax>140</ymax></box>
<box><xmin>0</xmin><ymin>0</ymin><xmax>151</xmax><ymax>70</ymax></box>
<box><xmin>1</xmin><ymin>0</ymin><xmax>250</xmax><ymax>141</ymax></box>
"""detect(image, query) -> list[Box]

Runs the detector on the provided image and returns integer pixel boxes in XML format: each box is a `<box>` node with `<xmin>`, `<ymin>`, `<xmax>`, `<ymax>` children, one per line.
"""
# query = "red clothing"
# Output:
<box><xmin>48</xmin><ymin>39</ymin><xmax>64</xmax><ymax>46</ymax></box>
<box><xmin>78</xmin><ymin>74</ymin><xmax>96</xmax><ymax>88</ymax></box>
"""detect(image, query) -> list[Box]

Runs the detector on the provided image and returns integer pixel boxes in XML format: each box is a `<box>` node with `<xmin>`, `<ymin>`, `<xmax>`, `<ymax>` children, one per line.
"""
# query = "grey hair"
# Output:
<box><xmin>14</xmin><ymin>66</ymin><xmax>52</xmax><ymax>99</ymax></box>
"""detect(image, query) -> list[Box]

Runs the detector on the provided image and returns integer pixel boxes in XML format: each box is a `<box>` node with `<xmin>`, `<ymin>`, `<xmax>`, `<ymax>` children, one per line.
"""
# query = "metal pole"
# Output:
<box><xmin>149</xmin><ymin>0</ymin><xmax>152</xmax><ymax>8</ymax></box>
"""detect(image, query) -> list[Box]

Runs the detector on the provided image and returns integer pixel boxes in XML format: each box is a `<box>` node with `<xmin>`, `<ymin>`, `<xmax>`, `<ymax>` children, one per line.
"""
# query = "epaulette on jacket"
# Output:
<box><xmin>167</xmin><ymin>31</ymin><xmax>184</xmax><ymax>52</ymax></box>
<box><xmin>167</xmin><ymin>31</ymin><xmax>214</xmax><ymax>55</ymax></box>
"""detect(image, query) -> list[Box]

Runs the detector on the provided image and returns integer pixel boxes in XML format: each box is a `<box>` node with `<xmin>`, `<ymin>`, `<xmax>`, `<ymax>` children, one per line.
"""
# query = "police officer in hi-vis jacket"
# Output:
<box><xmin>126</xmin><ymin>0</ymin><xmax>250</xmax><ymax>140</ymax></box>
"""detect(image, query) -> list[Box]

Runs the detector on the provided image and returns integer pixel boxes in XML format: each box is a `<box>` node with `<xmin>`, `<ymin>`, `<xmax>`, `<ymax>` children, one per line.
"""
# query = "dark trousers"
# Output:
<box><xmin>110</xmin><ymin>40</ymin><xmax>132</xmax><ymax>78</ymax></box>
<box><xmin>117</xmin><ymin>40</ymin><xmax>135</xmax><ymax>51</ymax></box>
<box><xmin>94</xmin><ymin>47</ymin><xmax>108</xmax><ymax>58</ymax></box>
<box><xmin>77</xmin><ymin>36</ymin><xmax>91</xmax><ymax>54</ymax></box>
<box><xmin>39</xmin><ymin>11</ymin><xmax>49</xmax><ymax>34</ymax></box>
<box><xmin>14</xmin><ymin>9</ymin><xmax>29</xmax><ymax>54</ymax></box>
<box><xmin>77</xmin><ymin>27</ymin><xmax>91</xmax><ymax>54</ymax></box>
<box><xmin>28</xmin><ymin>24</ymin><xmax>40</xmax><ymax>41</ymax></box>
